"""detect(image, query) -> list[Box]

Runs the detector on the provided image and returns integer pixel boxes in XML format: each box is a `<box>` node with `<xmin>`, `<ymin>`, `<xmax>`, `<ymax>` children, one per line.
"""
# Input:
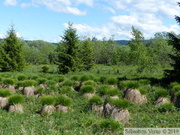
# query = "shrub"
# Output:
<box><xmin>120</xmin><ymin>80</ymin><xmax>140</xmax><ymax>89</ymax></box>
<box><xmin>80</xmin><ymin>74</ymin><xmax>94</xmax><ymax>82</ymax></box>
<box><xmin>42</xmin><ymin>65</ymin><xmax>50</xmax><ymax>73</ymax></box>
<box><xmin>0</xmin><ymin>89</ymin><xmax>12</xmax><ymax>97</ymax></box>
<box><xmin>37</xmin><ymin>78</ymin><xmax>47</xmax><ymax>84</ymax></box>
<box><xmin>40</xmin><ymin>96</ymin><xmax>55</xmax><ymax>105</ymax></box>
<box><xmin>2</xmin><ymin>78</ymin><xmax>15</xmax><ymax>85</ymax></box>
<box><xmin>106</xmin><ymin>77</ymin><xmax>117</xmax><ymax>85</ymax></box>
<box><xmin>83</xmin><ymin>80</ymin><xmax>96</xmax><ymax>86</ymax></box>
<box><xmin>89</xmin><ymin>95</ymin><xmax>103</xmax><ymax>106</ymax></box>
<box><xmin>17</xmin><ymin>75</ymin><xmax>26</xmax><ymax>81</ymax></box>
<box><xmin>155</xmin><ymin>88</ymin><xmax>169</xmax><ymax>98</ymax></box>
<box><xmin>158</xmin><ymin>103</ymin><xmax>176</xmax><ymax>112</ymax></box>
<box><xmin>8</xmin><ymin>95</ymin><xmax>24</xmax><ymax>105</ymax></box>
<box><xmin>97</xmin><ymin>85</ymin><xmax>111</xmax><ymax>96</ymax></box>
<box><xmin>70</xmin><ymin>75</ymin><xmax>79</xmax><ymax>81</ymax></box>
<box><xmin>55</xmin><ymin>95</ymin><xmax>72</xmax><ymax>106</ymax></box>
<box><xmin>80</xmin><ymin>85</ymin><xmax>95</xmax><ymax>94</ymax></box>
<box><xmin>99</xmin><ymin>119</ymin><xmax>123</xmax><ymax>131</ymax></box>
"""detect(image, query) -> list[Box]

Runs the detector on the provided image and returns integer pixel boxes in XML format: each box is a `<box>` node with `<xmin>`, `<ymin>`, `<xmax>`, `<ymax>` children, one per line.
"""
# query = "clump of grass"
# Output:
<box><xmin>155</xmin><ymin>88</ymin><xmax>169</xmax><ymax>98</ymax></box>
<box><xmin>158</xmin><ymin>103</ymin><xmax>176</xmax><ymax>112</ymax></box>
<box><xmin>42</xmin><ymin>65</ymin><xmax>49</xmax><ymax>73</ymax></box>
<box><xmin>17</xmin><ymin>80</ymin><xmax>37</xmax><ymax>87</ymax></box>
<box><xmin>80</xmin><ymin>85</ymin><xmax>95</xmax><ymax>94</ymax></box>
<box><xmin>62</xmin><ymin>79</ymin><xmax>74</xmax><ymax>86</ymax></box>
<box><xmin>99</xmin><ymin>119</ymin><xmax>123</xmax><ymax>132</ymax></box>
<box><xmin>107</xmin><ymin>98</ymin><xmax>130</xmax><ymax>109</ymax></box>
<box><xmin>99</xmin><ymin>76</ymin><xmax>107</xmax><ymax>84</ymax></box>
<box><xmin>139</xmin><ymin>89</ymin><xmax>147</xmax><ymax>95</ymax></box>
<box><xmin>83</xmin><ymin>80</ymin><xmax>96</xmax><ymax>86</ymax></box>
<box><xmin>46</xmin><ymin>80</ymin><xmax>56</xmax><ymax>86</ymax></box>
<box><xmin>80</xmin><ymin>74</ymin><xmax>94</xmax><ymax>82</ymax></box>
<box><xmin>171</xmin><ymin>85</ymin><xmax>180</xmax><ymax>93</ymax></box>
<box><xmin>36</xmin><ymin>88</ymin><xmax>44</xmax><ymax>94</ymax></box>
<box><xmin>58</xmin><ymin>76</ymin><xmax>65</xmax><ymax>83</ymax></box>
<box><xmin>55</xmin><ymin>95</ymin><xmax>72</xmax><ymax>107</ymax></box>
<box><xmin>169</xmin><ymin>82</ymin><xmax>179</xmax><ymax>89</ymax></box>
<box><xmin>17</xmin><ymin>75</ymin><xmax>26</xmax><ymax>81</ymax></box>
<box><xmin>59</xmin><ymin>86</ymin><xmax>72</xmax><ymax>94</ymax></box>
<box><xmin>0</xmin><ymin>89</ymin><xmax>12</xmax><ymax>97</ymax></box>
<box><xmin>70</xmin><ymin>75</ymin><xmax>79</xmax><ymax>81</ymax></box>
<box><xmin>2</xmin><ymin>78</ymin><xmax>15</xmax><ymax>85</ymax></box>
<box><xmin>108</xmin><ymin>88</ymin><xmax>119</xmax><ymax>96</ymax></box>
<box><xmin>120</xmin><ymin>80</ymin><xmax>140</xmax><ymax>89</ymax></box>
<box><xmin>37</xmin><ymin>78</ymin><xmax>47</xmax><ymax>84</ymax></box>
<box><xmin>89</xmin><ymin>95</ymin><xmax>103</xmax><ymax>106</ymax></box>
<box><xmin>139</xmin><ymin>79</ymin><xmax>151</xmax><ymax>85</ymax></box>
<box><xmin>175</xmin><ymin>91</ymin><xmax>180</xmax><ymax>98</ymax></box>
<box><xmin>97</xmin><ymin>85</ymin><xmax>111</xmax><ymax>96</ymax></box>
<box><xmin>8</xmin><ymin>95</ymin><xmax>24</xmax><ymax>105</ymax></box>
<box><xmin>106</xmin><ymin>77</ymin><xmax>117</xmax><ymax>85</ymax></box>
<box><xmin>40</xmin><ymin>96</ymin><xmax>55</xmax><ymax>105</ymax></box>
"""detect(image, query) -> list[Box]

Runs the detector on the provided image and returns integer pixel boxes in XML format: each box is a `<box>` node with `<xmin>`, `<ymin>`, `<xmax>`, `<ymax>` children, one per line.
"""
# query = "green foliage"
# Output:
<box><xmin>80</xmin><ymin>85</ymin><xmax>95</xmax><ymax>94</ymax></box>
<box><xmin>99</xmin><ymin>119</ymin><xmax>123</xmax><ymax>131</ymax></box>
<box><xmin>18</xmin><ymin>80</ymin><xmax>37</xmax><ymax>87</ymax></box>
<box><xmin>139</xmin><ymin>88</ymin><xmax>147</xmax><ymax>95</ymax></box>
<box><xmin>0</xmin><ymin>89</ymin><xmax>12</xmax><ymax>97</ymax></box>
<box><xmin>36</xmin><ymin>88</ymin><xmax>44</xmax><ymax>94</ymax></box>
<box><xmin>158</xmin><ymin>103</ymin><xmax>176</xmax><ymax>112</ymax></box>
<box><xmin>83</xmin><ymin>80</ymin><xmax>96</xmax><ymax>86</ymax></box>
<box><xmin>55</xmin><ymin>95</ymin><xmax>72</xmax><ymax>106</ymax></box>
<box><xmin>120</xmin><ymin>80</ymin><xmax>140</xmax><ymax>89</ymax></box>
<box><xmin>99</xmin><ymin>76</ymin><xmax>107</xmax><ymax>84</ymax></box>
<box><xmin>37</xmin><ymin>78</ymin><xmax>47</xmax><ymax>84</ymax></box>
<box><xmin>169</xmin><ymin>82</ymin><xmax>179</xmax><ymax>89</ymax></box>
<box><xmin>8</xmin><ymin>95</ymin><xmax>24</xmax><ymax>105</ymax></box>
<box><xmin>108</xmin><ymin>98</ymin><xmax>130</xmax><ymax>109</ymax></box>
<box><xmin>58</xmin><ymin>76</ymin><xmax>65</xmax><ymax>82</ymax></box>
<box><xmin>106</xmin><ymin>77</ymin><xmax>117</xmax><ymax>85</ymax></box>
<box><xmin>57</xmin><ymin>23</ymin><xmax>79</xmax><ymax>74</ymax></box>
<box><xmin>175</xmin><ymin>91</ymin><xmax>180</xmax><ymax>98</ymax></box>
<box><xmin>89</xmin><ymin>95</ymin><xmax>103</xmax><ymax>106</ymax></box>
<box><xmin>62</xmin><ymin>79</ymin><xmax>74</xmax><ymax>86</ymax></box>
<box><xmin>0</xmin><ymin>25</ymin><xmax>25</xmax><ymax>71</ymax></box>
<box><xmin>42</xmin><ymin>65</ymin><xmax>50</xmax><ymax>73</ymax></box>
<box><xmin>2</xmin><ymin>78</ymin><xmax>15</xmax><ymax>85</ymax></box>
<box><xmin>17</xmin><ymin>75</ymin><xmax>26</xmax><ymax>81</ymax></box>
<box><xmin>59</xmin><ymin>86</ymin><xmax>72</xmax><ymax>94</ymax></box>
<box><xmin>97</xmin><ymin>85</ymin><xmax>111</xmax><ymax>96</ymax></box>
<box><xmin>40</xmin><ymin>96</ymin><xmax>55</xmax><ymax>105</ymax></box>
<box><xmin>80</xmin><ymin>74</ymin><xmax>94</xmax><ymax>82</ymax></box>
<box><xmin>155</xmin><ymin>88</ymin><xmax>169</xmax><ymax>98</ymax></box>
<box><xmin>70</xmin><ymin>75</ymin><xmax>79</xmax><ymax>81</ymax></box>
<box><xmin>108</xmin><ymin>88</ymin><xmax>119</xmax><ymax>96</ymax></box>
<box><xmin>171</xmin><ymin>85</ymin><xmax>180</xmax><ymax>93</ymax></box>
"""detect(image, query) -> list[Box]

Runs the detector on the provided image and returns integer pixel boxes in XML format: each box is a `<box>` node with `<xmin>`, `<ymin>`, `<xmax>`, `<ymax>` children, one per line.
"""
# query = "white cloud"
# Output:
<box><xmin>4</xmin><ymin>0</ymin><xmax>17</xmax><ymax>6</ymax></box>
<box><xmin>76</xmin><ymin>0</ymin><xmax>94</xmax><ymax>7</ymax></box>
<box><xmin>32</xmin><ymin>0</ymin><xmax>87</xmax><ymax>16</ymax></box>
<box><xmin>0</xmin><ymin>34</ymin><xmax>5</xmax><ymax>39</ymax></box>
<box><xmin>20</xmin><ymin>3</ymin><xmax>31</xmax><ymax>8</ymax></box>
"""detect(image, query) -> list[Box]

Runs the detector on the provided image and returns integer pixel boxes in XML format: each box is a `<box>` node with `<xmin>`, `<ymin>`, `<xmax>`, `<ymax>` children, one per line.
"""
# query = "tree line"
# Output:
<box><xmin>0</xmin><ymin>2</ymin><xmax>180</xmax><ymax>82</ymax></box>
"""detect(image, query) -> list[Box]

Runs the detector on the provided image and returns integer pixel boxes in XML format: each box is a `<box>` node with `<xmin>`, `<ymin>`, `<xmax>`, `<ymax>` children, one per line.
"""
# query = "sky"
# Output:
<box><xmin>0</xmin><ymin>0</ymin><xmax>180</xmax><ymax>43</ymax></box>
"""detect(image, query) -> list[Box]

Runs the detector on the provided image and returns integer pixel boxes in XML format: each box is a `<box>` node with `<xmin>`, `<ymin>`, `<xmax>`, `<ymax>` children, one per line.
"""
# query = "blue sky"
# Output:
<box><xmin>0</xmin><ymin>0</ymin><xmax>179</xmax><ymax>42</ymax></box>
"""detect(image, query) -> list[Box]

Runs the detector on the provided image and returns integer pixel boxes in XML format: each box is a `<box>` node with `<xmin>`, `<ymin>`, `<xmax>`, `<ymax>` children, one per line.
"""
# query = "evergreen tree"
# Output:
<box><xmin>57</xmin><ymin>23</ymin><xmax>79</xmax><ymax>74</ymax></box>
<box><xmin>165</xmin><ymin>2</ymin><xmax>180</xmax><ymax>82</ymax></box>
<box><xmin>0</xmin><ymin>25</ymin><xmax>25</xmax><ymax>71</ymax></box>
<box><xmin>80</xmin><ymin>40</ymin><xmax>94</xmax><ymax>70</ymax></box>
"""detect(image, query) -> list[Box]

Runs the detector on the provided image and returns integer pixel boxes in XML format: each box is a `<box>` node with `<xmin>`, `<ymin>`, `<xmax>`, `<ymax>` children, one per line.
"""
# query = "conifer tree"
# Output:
<box><xmin>57</xmin><ymin>23</ymin><xmax>79</xmax><ymax>74</ymax></box>
<box><xmin>0</xmin><ymin>25</ymin><xmax>25</xmax><ymax>71</ymax></box>
<box><xmin>165</xmin><ymin>2</ymin><xmax>180</xmax><ymax>82</ymax></box>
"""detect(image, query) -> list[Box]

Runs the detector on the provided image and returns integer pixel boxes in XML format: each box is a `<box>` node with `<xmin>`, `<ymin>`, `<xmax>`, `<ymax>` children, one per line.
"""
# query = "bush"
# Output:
<box><xmin>80</xmin><ymin>85</ymin><xmax>95</xmax><ymax>94</ymax></box>
<box><xmin>155</xmin><ymin>88</ymin><xmax>169</xmax><ymax>98</ymax></box>
<box><xmin>55</xmin><ymin>95</ymin><xmax>72</xmax><ymax>106</ymax></box>
<box><xmin>0</xmin><ymin>89</ymin><xmax>12</xmax><ymax>97</ymax></box>
<box><xmin>42</xmin><ymin>65</ymin><xmax>50</xmax><ymax>73</ymax></box>
<box><xmin>2</xmin><ymin>78</ymin><xmax>15</xmax><ymax>85</ymax></box>
<box><xmin>106</xmin><ymin>77</ymin><xmax>117</xmax><ymax>85</ymax></box>
<box><xmin>80</xmin><ymin>74</ymin><xmax>94</xmax><ymax>82</ymax></box>
<box><xmin>158</xmin><ymin>103</ymin><xmax>176</xmax><ymax>112</ymax></box>
<box><xmin>17</xmin><ymin>75</ymin><xmax>26</xmax><ymax>81</ymax></box>
<box><xmin>40</xmin><ymin>96</ymin><xmax>55</xmax><ymax>105</ymax></box>
<box><xmin>120</xmin><ymin>80</ymin><xmax>140</xmax><ymax>89</ymax></box>
<box><xmin>99</xmin><ymin>119</ymin><xmax>123</xmax><ymax>131</ymax></box>
<box><xmin>83</xmin><ymin>80</ymin><xmax>96</xmax><ymax>86</ymax></box>
<box><xmin>8</xmin><ymin>95</ymin><xmax>24</xmax><ymax>105</ymax></box>
<box><xmin>97</xmin><ymin>85</ymin><xmax>111</xmax><ymax>96</ymax></box>
<box><xmin>89</xmin><ymin>95</ymin><xmax>103</xmax><ymax>106</ymax></box>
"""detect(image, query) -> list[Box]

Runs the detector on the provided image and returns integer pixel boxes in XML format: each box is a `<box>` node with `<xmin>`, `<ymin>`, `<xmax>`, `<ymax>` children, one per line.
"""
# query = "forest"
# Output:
<box><xmin>0</xmin><ymin>3</ymin><xmax>179</xmax><ymax>135</ymax></box>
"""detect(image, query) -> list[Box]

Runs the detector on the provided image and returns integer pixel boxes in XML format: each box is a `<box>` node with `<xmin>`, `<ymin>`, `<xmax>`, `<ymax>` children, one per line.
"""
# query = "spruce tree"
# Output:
<box><xmin>57</xmin><ymin>23</ymin><xmax>79</xmax><ymax>74</ymax></box>
<box><xmin>165</xmin><ymin>2</ymin><xmax>180</xmax><ymax>82</ymax></box>
<box><xmin>0</xmin><ymin>25</ymin><xmax>25</xmax><ymax>71</ymax></box>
